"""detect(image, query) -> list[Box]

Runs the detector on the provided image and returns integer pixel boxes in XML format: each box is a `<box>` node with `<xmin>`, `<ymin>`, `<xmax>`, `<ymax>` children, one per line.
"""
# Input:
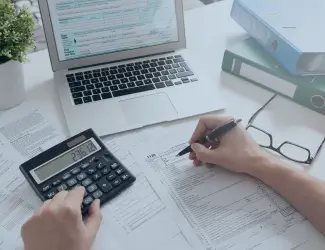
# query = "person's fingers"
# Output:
<box><xmin>193</xmin><ymin>159</ymin><xmax>201</xmax><ymax>166</ymax></box>
<box><xmin>50</xmin><ymin>191</ymin><xmax>69</xmax><ymax>208</ymax></box>
<box><xmin>189</xmin><ymin>152</ymin><xmax>196</xmax><ymax>160</ymax></box>
<box><xmin>191</xmin><ymin>143</ymin><xmax>218</xmax><ymax>164</ymax></box>
<box><xmin>85</xmin><ymin>199</ymin><xmax>102</xmax><ymax>242</ymax></box>
<box><xmin>190</xmin><ymin>116</ymin><xmax>233</xmax><ymax>144</ymax></box>
<box><xmin>64</xmin><ymin>186</ymin><xmax>85</xmax><ymax>208</ymax></box>
<box><xmin>35</xmin><ymin>199</ymin><xmax>52</xmax><ymax>215</ymax></box>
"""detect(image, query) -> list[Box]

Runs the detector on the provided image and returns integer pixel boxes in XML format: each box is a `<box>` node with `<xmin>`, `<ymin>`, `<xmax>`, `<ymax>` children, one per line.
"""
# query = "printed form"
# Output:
<box><xmin>0</xmin><ymin>103</ymin><xmax>200</xmax><ymax>250</ymax></box>
<box><xmin>130</xmin><ymin>123</ymin><xmax>325</xmax><ymax>250</ymax></box>
<box><xmin>47</xmin><ymin>0</ymin><xmax>178</xmax><ymax>61</ymax></box>
<box><xmin>0</xmin><ymin>102</ymin><xmax>66</xmax><ymax>249</ymax></box>
<box><xmin>97</xmin><ymin>134</ymin><xmax>203</xmax><ymax>250</ymax></box>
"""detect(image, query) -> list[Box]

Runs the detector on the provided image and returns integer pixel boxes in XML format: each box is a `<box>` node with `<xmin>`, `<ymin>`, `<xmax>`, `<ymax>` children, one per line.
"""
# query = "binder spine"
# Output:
<box><xmin>222</xmin><ymin>50</ymin><xmax>325</xmax><ymax>115</ymax></box>
<box><xmin>230</xmin><ymin>0</ymin><xmax>301</xmax><ymax>75</ymax></box>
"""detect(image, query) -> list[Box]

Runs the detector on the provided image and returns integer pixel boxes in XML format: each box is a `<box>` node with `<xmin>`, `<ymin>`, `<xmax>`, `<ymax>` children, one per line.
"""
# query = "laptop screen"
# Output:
<box><xmin>47</xmin><ymin>0</ymin><xmax>179</xmax><ymax>62</ymax></box>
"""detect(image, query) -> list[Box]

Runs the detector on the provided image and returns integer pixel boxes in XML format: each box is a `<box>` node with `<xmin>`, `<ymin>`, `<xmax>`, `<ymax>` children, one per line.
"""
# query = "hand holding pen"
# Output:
<box><xmin>177</xmin><ymin>116</ymin><xmax>264</xmax><ymax>173</ymax></box>
<box><xmin>177</xmin><ymin>118</ymin><xmax>242</xmax><ymax>157</ymax></box>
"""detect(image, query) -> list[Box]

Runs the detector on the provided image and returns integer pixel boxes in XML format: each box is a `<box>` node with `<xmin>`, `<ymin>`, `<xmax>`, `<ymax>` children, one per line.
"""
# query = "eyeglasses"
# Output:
<box><xmin>246</xmin><ymin>94</ymin><xmax>325</xmax><ymax>164</ymax></box>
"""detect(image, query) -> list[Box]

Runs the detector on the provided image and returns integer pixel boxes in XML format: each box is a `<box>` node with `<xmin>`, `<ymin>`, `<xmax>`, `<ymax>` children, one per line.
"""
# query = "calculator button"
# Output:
<box><xmin>92</xmin><ymin>173</ymin><xmax>102</xmax><ymax>181</ymax></box>
<box><xmin>42</xmin><ymin>184</ymin><xmax>51</xmax><ymax>193</ymax></box>
<box><xmin>77</xmin><ymin>173</ymin><xmax>87</xmax><ymax>181</ymax></box>
<box><xmin>98</xmin><ymin>179</ymin><xmax>113</xmax><ymax>193</ymax></box>
<box><xmin>67</xmin><ymin>178</ymin><xmax>77</xmax><ymax>187</ymax></box>
<box><xmin>81</xmin><ymin>163</ymin><xmax>90</xmax><ymax>169</ymax></box>
<box><xmin>101</xmin><ymin>167</ymin><xmax>110</xmax><ymax>175</ymax></box>
<box><xmin>82</xmin><ymin>178</ymin><xmax>92</xmax><ymax>187</ymax></box>
<box><xmin>90</xmin><ymin>156</ymin><xmax>99</xmax><ymax>163</ymax></box>
<box><xmin>87</xmin><ymin>168</ymin><xmax>96</xmax><ymax>175</ymax></box>
<box><xmin>71</xmin><ymin>168</ymin><xmax>81</xmax><ymax>175</ymax></box>
<box><xmin>97</xmin><ymin>162</ymin><xmax>105</xmax><ymax>169</ymax></box>
<box><xmin>46</xmin><ymin>191</ymin><xmax>56</xmax><ymax>199</ymax></box>
<box><xmin>107</xmin><ymin>173</ymin><xmax>116</xmax><ymax>181</ymax></box>
<box><xmin>112</xmin><ymin>178</ymin><xmax>122</xmax><ymax>187</ymax></box>
<box><xmin>121</xmin><ymin>173</ymin><xmax>130</xmax><ymax>181</ymax></box>
<box><xmin>116</xmin><ymin>168</ymin><xmax>125</xmax><ymax>175</ymax></box>
<box><xmin>93</xmin><ymin>190</ymin><xmax>103</xmax><ymax>199</ymax></box>
<box><xmin>62</xmin><ymin>173</ymin><xmax>72</xmax><ymax>181</ymax></box>
<box><xmin>87</xmin><ymin>184</ymin><xmax>98</xmax><ymax>193</ymax></box>
<box><xmin>110</xmin><ymin>162</ymin><xmax>119</xmax><ymax>170</ymax></box>
<box><xmin>57</xmin><ymin>184</ymin><xmax>68</xmax><ymax>192</ymax></box>
<box><xmin>52</xmin><ymin>179</ymin><xmax>61</xmax><ymax>187</ymax></box>
<box><xmin>83</xmin><ymin>196</ymin><xmax>93</xmax><ymax>206</ymax></box>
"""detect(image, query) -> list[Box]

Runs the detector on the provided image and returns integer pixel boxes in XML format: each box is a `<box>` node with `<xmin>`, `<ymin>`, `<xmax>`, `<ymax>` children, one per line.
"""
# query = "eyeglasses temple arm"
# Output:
<box><xmin>248</xmin><ymin>94</ymin><xmax>277</xmax><ymax>125</ymax></box>
<box><xmin>312</xmin><ymin>137</ymin><xmax>325</xmax><ymax>160</ymax></box>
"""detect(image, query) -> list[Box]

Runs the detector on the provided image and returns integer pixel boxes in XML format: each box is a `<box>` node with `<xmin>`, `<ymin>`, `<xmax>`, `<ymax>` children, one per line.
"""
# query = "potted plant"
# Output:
<box><xmin>0</xmin><ymin>0</ymin><xmax>35</xmax><ymax>110</ymax></box>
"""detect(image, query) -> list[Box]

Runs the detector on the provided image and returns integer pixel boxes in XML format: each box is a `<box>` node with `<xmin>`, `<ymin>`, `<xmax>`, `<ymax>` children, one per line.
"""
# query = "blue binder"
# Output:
<box><xmin>230</xmin><ymin>0</ymin><xmax>325</xmax><ymax>76</ymax></box>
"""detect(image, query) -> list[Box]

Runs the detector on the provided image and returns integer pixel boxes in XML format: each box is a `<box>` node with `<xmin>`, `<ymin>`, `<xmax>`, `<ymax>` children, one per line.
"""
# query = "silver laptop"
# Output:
<box><xmin>39</xmin><ymin>0</ymin><xmax>225</xmax><ymax>137</ymax></box>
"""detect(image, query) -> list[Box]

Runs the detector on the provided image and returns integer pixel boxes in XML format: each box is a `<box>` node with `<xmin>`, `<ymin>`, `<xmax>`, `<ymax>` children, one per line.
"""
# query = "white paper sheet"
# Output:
<box><xmin>130</xmin><ymin>124</ymin><xmax>325</xmax><ymax>250</ymax></box>
<box><xmin>94</xmin><ymin>134</ymin><xmax>202</xmax><ymax>250</ymax></box>
<box><xmin>0</xmin><ymin>144</ymin><xmax>41</xmax><ymax>250</ymax></box>
<box><xmin>0</xmin><ymin>102</ymin><xmax>66</xmax><ymax>249</ymax></box>
<box><xmin>0</xmin><ymin>102</ymin><xmax>65</xmax><ymax>159</ymax></box>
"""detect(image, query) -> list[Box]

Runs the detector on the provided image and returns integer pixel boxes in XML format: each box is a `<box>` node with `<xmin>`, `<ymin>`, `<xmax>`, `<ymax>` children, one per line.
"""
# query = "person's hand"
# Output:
<box><xmin>21</xmin><ymin>186</ymin><xmax>102</xmax><ymax>250</ymax></box>
<box><xmin>189</xmin><ymin>115</ymin><xmax>270</xmax><ymax>174</ymax></box>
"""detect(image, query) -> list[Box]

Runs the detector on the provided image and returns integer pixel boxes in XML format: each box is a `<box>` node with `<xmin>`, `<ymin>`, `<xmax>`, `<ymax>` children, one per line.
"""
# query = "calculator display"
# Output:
<box><xmin>33</xmin><ymin>139</ymin><xmax>100</xmax><ymax>183</ymax></box>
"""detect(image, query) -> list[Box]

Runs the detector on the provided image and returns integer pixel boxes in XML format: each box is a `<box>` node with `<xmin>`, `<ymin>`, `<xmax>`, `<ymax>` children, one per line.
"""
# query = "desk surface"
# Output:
<box><xmin>23</xmin><ymin>1</ymin><xmax>325</xmax><ymax>182</ymax></box>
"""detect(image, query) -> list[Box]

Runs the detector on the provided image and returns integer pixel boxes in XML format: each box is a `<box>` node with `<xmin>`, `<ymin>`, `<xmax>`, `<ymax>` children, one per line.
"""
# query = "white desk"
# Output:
<box><xmin>23</xmin><ymin>1</ymin><xmax>325</xmax><ymax>184</ymax></box>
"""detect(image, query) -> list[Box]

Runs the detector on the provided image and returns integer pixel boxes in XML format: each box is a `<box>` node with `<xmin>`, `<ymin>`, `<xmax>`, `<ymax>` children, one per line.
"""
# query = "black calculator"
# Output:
<box><xmin>20</xmin><ymin>129</ymin><xmax>136</xmax><ymax>215</ymax></box>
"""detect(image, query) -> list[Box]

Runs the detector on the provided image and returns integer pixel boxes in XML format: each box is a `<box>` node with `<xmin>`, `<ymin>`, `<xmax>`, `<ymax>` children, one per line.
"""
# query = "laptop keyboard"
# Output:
<box><xmin>65</xmin><ymin>55</ymin><xmax>198</xmax><ymax>105</ymax></box>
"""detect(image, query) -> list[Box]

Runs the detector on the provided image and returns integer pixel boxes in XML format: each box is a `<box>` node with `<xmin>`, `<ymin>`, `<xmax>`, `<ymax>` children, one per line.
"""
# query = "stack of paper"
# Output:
<box><xmin>1</xmin><ymin>101</ymin><xmax>325</xmax><ymax>250</ymax></box>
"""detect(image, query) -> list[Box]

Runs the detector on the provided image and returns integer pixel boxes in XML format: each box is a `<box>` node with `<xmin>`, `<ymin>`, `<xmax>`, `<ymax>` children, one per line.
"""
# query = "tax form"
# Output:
<box><xmin>130</xmin><ymin>123</ymin><xmax>325</xmax><ymax>250</ymax></box>
<box><xmin>97</xmin><ymin>134</ymin><xmax>203</xmax><ymax>250</ymax></box>
<box><xmin>0</xmin><ymin>102</ymin><xmax>65</xmax><ymax>159</ymax></box>
<box><xmin>0</xmin><ymin>102</ymin><xmax>65</xmax><ymax>249</ymax></box>
<box><xmin>0</xmin><ymin>144</ymin><xmax>42</xmax><ymax>250</ymax></box>
<box><xmin>47</xmin><ymin>0</ymin><xmax>178</xmax><ymax>61</ymax></box>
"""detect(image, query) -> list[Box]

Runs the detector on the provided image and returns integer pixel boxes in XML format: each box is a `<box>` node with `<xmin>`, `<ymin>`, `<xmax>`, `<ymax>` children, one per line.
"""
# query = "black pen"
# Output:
<box><xmin>176</xmin><ymin>119</ymin><xmax>242</xmax><ymax>157</ymax></box>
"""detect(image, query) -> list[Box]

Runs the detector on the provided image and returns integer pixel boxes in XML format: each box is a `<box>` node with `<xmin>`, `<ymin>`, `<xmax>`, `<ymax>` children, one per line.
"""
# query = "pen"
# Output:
<box><xmin>176</xmin><ymin>118</ymin><xmax>242</xmax><ymax>157</ymax></box>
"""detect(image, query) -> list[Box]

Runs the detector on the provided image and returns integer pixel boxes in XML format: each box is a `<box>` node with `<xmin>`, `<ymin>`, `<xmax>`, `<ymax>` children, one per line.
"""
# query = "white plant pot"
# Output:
<box><xmin>0</xmin><ymin>60</ymin><xmax>26</xmax><ymax>110</ymax></box>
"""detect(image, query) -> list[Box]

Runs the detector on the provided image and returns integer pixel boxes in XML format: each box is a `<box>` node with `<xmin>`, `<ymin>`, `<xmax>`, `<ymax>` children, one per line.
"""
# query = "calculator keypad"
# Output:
<box><xmin>62</xmin><ymin>173</ymin><xmax>71</xmax><ymax>181</ymax></box>
<box><xmin>82</xmin><ymin>178</ymin><xmax>92</xmax><ymax>187</ymax></box>
<box><xmin>42</xmin><ymin>184</ymin><xmax>51</xmax><ymax>193</ymax></box>
<box><xmin>77</xmin><ymin>173</ymin><xmax>87</xmax><ymax>181</ymax></box>
<box><xmin>40</xmin><ymin>151</ymin><xmax>135</xmax><ymax>216</ymax></box>
<box><xmin>71</xmin><ymin>168</ymin><xmax>81</xmax><ymax>175</ymax></box>
<box><xmin>57</xmin><ymin>184</ymin><xmax>67</xmax><ymax>192</ymax></box>
<box><xmin>92</xmin><ymin>173</ymin><xmax>101</xmax><ymax>181</ymax></box>
<box><xmin>87</xmin><ymin>184</ymin><xmax>98</xmax><ymax>193</ymax></box>
<box><xmin>67</xmin><ymin>178</ymin><xmax>78</xmax><ymax>187</ymax></box>
<box><xmin>52</xmin><ymin>179</ymin><xmax>61</xmax><ymax>187</ymax></box>
<box><xmin>98</xmin><ymin>179</ymin><xmax>113</xmax><ymax>193</ymax></box>
<box><xmin>107</xmin><ymin>173</ymin><xmax>116</xmax><ymax>181</ymax></box>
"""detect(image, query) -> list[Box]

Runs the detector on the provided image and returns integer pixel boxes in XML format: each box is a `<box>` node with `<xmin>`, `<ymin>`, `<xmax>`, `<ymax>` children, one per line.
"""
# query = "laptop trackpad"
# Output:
<box><xmin>120</xmin><ymin>93</ymin><xmax>177</xmax><ymax>125</ymax></box>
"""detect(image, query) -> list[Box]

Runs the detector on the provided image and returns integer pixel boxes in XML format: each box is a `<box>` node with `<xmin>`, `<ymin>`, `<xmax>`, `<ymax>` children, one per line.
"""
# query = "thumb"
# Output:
<box><xmin>191</xmin><ymin>143</ymin><xmax>218</xmax><ymax>164</ymax></box>
<box><xmin>85</xmin><ymin>199</ymin><xmax>102</xmax><ymax>241</ymax></box>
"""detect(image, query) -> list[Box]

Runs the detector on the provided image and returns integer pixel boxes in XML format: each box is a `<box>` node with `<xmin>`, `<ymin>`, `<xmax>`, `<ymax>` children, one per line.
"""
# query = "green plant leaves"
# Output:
<box><xmin>0</xmin><ymin>0</ymin><xmax>35</xmax><ymax>63</ymax></box>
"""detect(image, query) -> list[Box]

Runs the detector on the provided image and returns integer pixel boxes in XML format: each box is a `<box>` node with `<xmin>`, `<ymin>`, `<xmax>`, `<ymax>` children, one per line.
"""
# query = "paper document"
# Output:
<box><xmin>95</xmin><ymin>135</ymin><xmax>202</xmax><ymax>250</ymax></box>
<box><xmin>0</xmin><ymin>102</ymin><xmax>66</xmax><ymax>249</ymax></box>
<box><xmin>130</xmin><ymin>123</ymin><xmax>325</xmax><ymax>250</ymax></box>
<box><xmin>0</xmin><ymin>102</ymin><xmax>64</xmax><ymax>159</ymax></box>
<box><xmin>0</xmin><ymin>145</ymin><xmax>41</xmax><ymax>250</ymax></box>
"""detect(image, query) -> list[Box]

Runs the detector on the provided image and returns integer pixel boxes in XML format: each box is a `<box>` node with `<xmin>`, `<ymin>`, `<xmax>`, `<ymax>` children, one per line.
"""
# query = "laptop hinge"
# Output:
<box><xmin>68</xmin><ymin>50</ymin><xmax>175</xmax><ymax>71</ymax></box>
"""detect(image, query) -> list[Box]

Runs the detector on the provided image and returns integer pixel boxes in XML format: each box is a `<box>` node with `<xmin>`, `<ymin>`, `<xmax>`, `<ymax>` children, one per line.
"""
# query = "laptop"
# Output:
<box><xmin>39</xmin><ymin>0</ymin><xmax>225</xmax><ymax>137</ymax></box>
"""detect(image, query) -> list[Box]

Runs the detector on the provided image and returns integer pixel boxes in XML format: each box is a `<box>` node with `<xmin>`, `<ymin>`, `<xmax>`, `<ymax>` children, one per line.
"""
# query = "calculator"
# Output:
<box><xmin>20</xmin><ymin>129</ymin><xmax>136</xmax><ymax>215</ymax></box>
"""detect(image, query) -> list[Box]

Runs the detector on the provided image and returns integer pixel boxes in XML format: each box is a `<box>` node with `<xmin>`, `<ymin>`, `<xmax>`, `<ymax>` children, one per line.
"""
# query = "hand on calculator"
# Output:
<box><xmin>21</xmin><ymin>186</ymin><xmax>102</xmax><ymax>250</ymax></box>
